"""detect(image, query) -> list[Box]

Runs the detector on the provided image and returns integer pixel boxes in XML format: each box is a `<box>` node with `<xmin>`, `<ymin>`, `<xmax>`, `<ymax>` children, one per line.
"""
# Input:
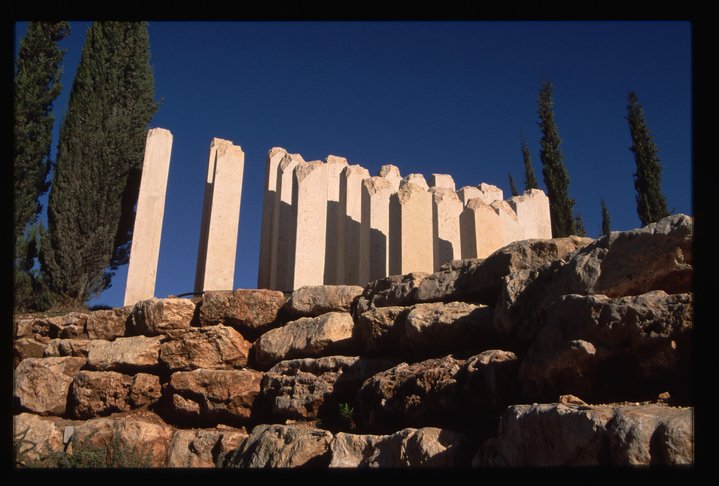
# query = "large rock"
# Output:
<box><xmin>456</xmin><ymin>349</ymin><xmax>520</xmax><ymax>416</ymax></box>
<box><xmin>15</xmin><ymin>314</ymin><xmax>49</xmax><ymax>339</ymax></box>
<box><xmin>353</xmin><ymin>273</ymin><xmax>429</xmax><ymax>318</ymax></box>
<box><xmin>86</xmin><ymin>335</ymin><xmax>162</xmax><ymax>372</ymax></box>
<box><xmin>285</xmin><ymin>285</ymin><xmax>364</xmax><ymax>317</ymax></box>
<box><xmin>14</xmin><ymin>413</ymin><xmax>69</xmax><ymax>466</ymax></box>
<box><xmin>43</xmin><ymin>338</ymin><xmax>108</xmax><ymax>358</ymax></box>
<box><xmin>167</xmin><ymin>369</ymin><xmax>262</xmax><ymax>425</ymax></box>
<box><xmin>159</xmin><ymin>325</ymin><xmax>251</xmax><ymax>371</ymax></box>
<box><xmin>399</xmin><ymin>302</ymin><xmax>494</xmax><ymax>359</ymax></box>
<box><xmin>14</xmin><ymin>337</ymin><xmax>48</xmax><ymax>368</ymax></box>
<box><xmin>226</xmin><ymin>424</ymin><xmax>333</xmax><ymax>468</ymax></box>
<box><xmin>261</xmin><ymin>356</ymin><xmax>396</xmax><ymax>421</ymax></box>
<box><xmin>14</xmin><ymin>357</ymin><xmax>86</xmax><ymax>415</ymax></box>
<box><xmin>166</xmin><ymin>427</ymin><xmax>248</xmax><ymax>467</ymax></box>
<box><xmin>86</xmin><ymin>306</ymin><xmax>132</xmax><ymax>340</ymax></box>
<box><xmin>253</xmin><ymin>312</ymin><xmax>356</xmax><ymax>369</ymax></box>
<box><xmin>329</xmin><ymin>427</ymin><xmax>466</xmax><ymax>467</ymax></box>
<box><xmin>71</xmin><ymin>411</ymin><xmax>173</xmax><ymax>467</ymax></box>
<box><xmin>199</xmin><ymin>289</ymin><xmax>286</xmax><ymax>339</ymax></box>
<box><xmin>129</xmin><ymin>298</ymin><xmax>196</xmax><ymax>336</ymax></box>
<box><xmin>67</xmin><ymin>371</ymin><xmax>161</xmax><ymax>419</ymax></box>
<box><xmin>520</xmin><ymin>291</ymin><xmax>693</xmax><ymax>403</ymax></box>
<box><xmin>353</xmin><ymin>306</ymin><xmax>407</xmax><ymax>356</ymax></box>
<box><xmin>128</xmin><ymin>372</ymin><xmax>162</xmax><ymax>408</ymax></box>
<box><xmin>478</xmin><ymin>402</ymin><xmax>693</xmax><ymax>466</ymax></box>
<box><xmin>44</xmin><ymin>312</ymin><xmax>90</xmax><ymax>339</ymax></box>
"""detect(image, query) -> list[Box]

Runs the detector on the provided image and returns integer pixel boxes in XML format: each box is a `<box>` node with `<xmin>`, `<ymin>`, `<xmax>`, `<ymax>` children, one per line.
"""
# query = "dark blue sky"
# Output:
<box><xmin>14</xmin><ymin>21</ymin><xmax>692</xmax><ymax>308</ymax></box>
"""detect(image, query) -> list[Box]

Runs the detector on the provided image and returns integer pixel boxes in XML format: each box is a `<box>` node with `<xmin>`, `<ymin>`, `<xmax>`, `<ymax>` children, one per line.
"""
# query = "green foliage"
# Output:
<box><xmin>537</xmin><ymin>78</ymin><xmax>576</xmax><ymax>237</ymax></box>
<box><xmin>14</xmin><ymin>224</ymin><xmax>56</xmax><ymax>311</ymax></box>
<box><xmin>520</xmin><ymin>133</ymin><xmax>538</xmax><ymax>191</ymax></box>
<box><xmin>338</xmin><ymin>402</ymin><xmax>356</xmax><ymax>430</ymax></box>
<box><xmin>14</xmin><ymin>21</ymin><xmax>69</xmax><ymax>240</ymax></box>
<box><xmin>508</xmin><ymin>172</ymin><xmax>519</xmax><ymax>197</ymax></box>
<box><xmin>626</xmin><ymin>91</ymin><xmax>669</xmax><ymax>226</ymax></box>
<box><xmin>600</xmin><ymin>198</ymin><xmax>611</xmax><ymax>236</ymax></box>
<box><xmin>41</xmin><ymin>21</ymin><xmax>158</xmax><ymax>304</ymax></box>
<box><xmin>574</xmin><ymin>212</ymin><xmax>586</xmax><ymax>237</ymax></box>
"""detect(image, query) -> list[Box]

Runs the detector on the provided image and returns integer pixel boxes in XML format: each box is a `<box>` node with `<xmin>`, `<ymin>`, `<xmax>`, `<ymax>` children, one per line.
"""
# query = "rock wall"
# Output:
<box><xmin>14</xmin><ymin>214</ymin><xmax>693</xmax><ymax>467</ymax></box>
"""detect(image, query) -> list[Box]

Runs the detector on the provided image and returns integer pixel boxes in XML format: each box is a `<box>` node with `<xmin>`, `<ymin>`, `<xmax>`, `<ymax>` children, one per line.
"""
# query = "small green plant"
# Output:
<box><xmin>338</xmin><ymin>402</ymin><xmax>356</xmax><ymax>430</ymax></box>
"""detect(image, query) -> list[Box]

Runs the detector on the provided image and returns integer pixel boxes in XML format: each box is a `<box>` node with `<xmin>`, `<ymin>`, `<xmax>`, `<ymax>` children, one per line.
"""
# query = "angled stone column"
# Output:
<box><xmin>271</xmin><ymin>153</ymin><xmax>304</xmax><ymax>291</ymax></box>
<box><xmin>460</xmin><ymin>199</ymin><xmax>522</xmax><ymax>259</ymax></box>
<box><xmin>360</xmin><ymin>176</ymin><xmax>396</xmax><ymax>284</ymax></box>
<box><xmin>404</xmin><ymin>173</ymin><xmax>429</xmax><ymax>190</ymax></box>
<box><xmin>338</xmin><ymin>164</ymin><xmax>370</xmax><ymax>285</ymax></box>
<box><xmin>508</xmin><ymin>188</ymin><xmax>552</xmax><ymax>240</ymax></box>
<box><xmin>257</xmin><ymin>147</ymin><xmax>288</xmax><ymax>289</ymax></box>
<box><xmin>194</xmin><ymin>138</ymin><xmax>245</xmax><ymax>293</ymax></box>
<box><xmin>378</xmin><ymin>164</ymin><xmax>402</xmax><ymax>191</ymax></box>
<box><xmin>324</xmin><ymin>155</ymin><xmax>349</xmax><ymax>285</ymax></box>
<box><xmin>124</xmin><ymin>128</ymin><xmax>173</xmax><ymax>306</ymax></box>
<box><xmin>431</xmin><ymin>187</ymin><xmax>463</xmax><ymax>271</ymax></box>
<box><xmin>457</xmin><ymin>183</ymin><xmax>504</xmax><ymax>206</ymax></box>
<box><xmin>430</xmin><ymin>173</ymin><xmax>456</xmax><ymax>190</ymax></box>
<box><xmin>291</xmin><ymin>161</ymin><xmax>329</xmax><ymax>289</ymax></box>
<box><xmin>389</xmin><ymin>179</ymin><xmax>434</xmax><ymax>276</ymax></box>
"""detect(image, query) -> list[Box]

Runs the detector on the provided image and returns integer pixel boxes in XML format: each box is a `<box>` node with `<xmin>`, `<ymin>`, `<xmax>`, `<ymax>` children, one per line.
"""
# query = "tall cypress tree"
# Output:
<box><xmin>574</xmin><ymin>212</ymin><xmax>586</xmax><ymax>237</ymax></box>
<box><xmin>41</xmin><ymin>22</ymin><xmax>158</xmax><ymax>304</ymax></box>
<box><xmin>508</xmin><ymin>172</ymin><xmax>519</xmax><ymax>197</ymax></box>
<box><xmin>14</xmin><ymin>21</ymin><xmax>69</xmax><ymax>239</ymax></box>
<box><xmin>626</xmin><ymin>91</ymin><xmax>669</xmax><ymax>226</ymax></box>
<box><xmin>538</xmin><ymin>78</ymin><xmax>575</xmax><ymax>237</ymax></box>
<box><xmin>520</xmin><ymin>133</ymin><xmax>538</xmax><ymax>191</ymax></box>
<box><xmin>600</xmin><ymin>198</ymin><xmax>611</xmax><ymax>236</ymax></box>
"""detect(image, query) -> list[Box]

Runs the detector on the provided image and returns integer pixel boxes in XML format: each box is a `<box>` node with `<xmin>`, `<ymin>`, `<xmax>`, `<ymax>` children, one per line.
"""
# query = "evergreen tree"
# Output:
<box><xmin>574</xmin><ymin>212</ymin><xmax>586</xmax><ymax>237</ymax></box>
<box><xmin>520</xmin><ymin>133</ymin><xmax>538</xmax><ymax>191</ymax></box>
<box><xmin>538</xmin><ymin>78</ymin><xmax>575</xmax><ymax>237</ymax></box>
<box><xmin>626</xmin><ymin>91</ymin><xmax>669</xmax><ymax>225</ymax></box>
<box><xmin>14</xmin><ymin>21</ymin><xmax>69</xmax><ymax>239</ymax></box>
<box><xmin>600</xmin><ymin>198</ymin><xmax>611</xmax><ymax>236</ymax></box>
<box><xmin>508</xmin><ymin>172</ymin><xmax>519</xmax><ymax>197</ymax></box>
<box><xmin>41</xmin><ymin>22</ymin><xmax>158</xmax><ymax>304</ymax></box>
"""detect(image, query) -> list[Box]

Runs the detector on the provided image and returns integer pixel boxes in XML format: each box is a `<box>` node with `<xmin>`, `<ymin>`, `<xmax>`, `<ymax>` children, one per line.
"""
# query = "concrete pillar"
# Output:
<box><xmin>430</xmin><ymin>173</ymin><xmax>456</xmax><ymax>191</ymax></box>
<box><xmin>378</xmin><ymin>164</ymin><xmax>402</xmax><ymax>191</ymax></box>
<box><xmin>194</xmin><ymin>138</ymin><xmax>245</xmax><ymax>293</ymax></box>
<box><xmin>457</xmin><ymin>183</ymin><xmax>504</xmax><ymax>206</ymax></box>
<box><xmin>271</xmin><ymin>153</ymin><xmax>304</xmax><ymax>291</ymax></box>
<box><xmin>291</xmin><ymin>161</ymin><xmax>329</xmax><ymax>289</ymax></box>
<box><xmin>338</xmin><ymin>164</ymin><xmax>370</xmax><ymax>285</ymax></box>
<box><xmin>360</xmin><ymin>176</ymin><xmax>396</xmax><ymax>283</ymax></box>
<box><xmin>404</xmin><ymin>173</ymin><xmax>429</xmax><ymax>190</ymax></box>
<box><xmin>389</xmin><ymin>180</ymin><xmax>434</xmax><ymax>275</ymax></box>
<box><xmin>323</xmin><ymin>155</ymin><xmax>349</xmax><ymax>285</ymax></box>
<box><xmin>123</xmin><ymin>128</ymin><xmax>173</xmax><ymax>306</ymax></box>
<box><xmin>508</xmin><ymin>188</ymin><xmax>552</xmax><ymax>240</ymax></box>
<box><xmin>430</xmin><ymin>187</ymin><xmax>463</xmax><ymax>271</ymax></box>
<box><xmin>460</xmin><ymin>199</ymin><xmax>522</xmax><ymax>259</ymax></box>
<box><xmin>257</xmin><ymin>147</ymin><xmax>288</xmax><ymax>289</ymax></box>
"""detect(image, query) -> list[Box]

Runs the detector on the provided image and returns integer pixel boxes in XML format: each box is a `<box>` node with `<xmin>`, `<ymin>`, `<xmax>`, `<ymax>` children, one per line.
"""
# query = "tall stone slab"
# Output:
<box><xmin>430</xmin><ymin>187</ymin><xmax>463</xmax><ymax>271</ymax></box>
<box><xmin>194</xmin><ymin>138</ymin><xmax>245</xmax><ymax>293</ymax></box>
<box><xmin>338</xmin><ymin>165</ymin><xmax>370</xmax><ymax>285</ymax></box>
<box><xmin>124</xmin><ymin>128</ymin><xmax>173</xmax><ymax>306</ymax></box>
<box><xmin>257</xmin><ymin>147</ymin><xmax>288</xmax><ymax>289</ymax></box>
<box><xmin>389</xmin><ymin>179</ymin><xmax>434</xmax><ymax>275</ymax></box>
<box><xmin>460</xmin><ymin>199</ymin><xmax>523</xmax><ymax>259</ymax></box>
<box><xmin>360</xmin><ymin>176</ymin><xmax>396</xmax><ymax>284</ymax></box>
<box><xmin>508</xmin><ymin>189</ymin><xmax>552</xmax><ymax>240</ymax></box>
<box><xmin>324</xmin><ymin>156</ymin><xmax>349</xmax><ymax>285</ymax></box>
<box><xmin>404</xmin><ymin>173</ymin><xmax>429</xmax><ymax>190</ymax></box>
<box><xmin>430</xmin><ymin>173</ymin><xmax>456</xmax><ymax>191</ymax></box>
<box><xmin>378</xmin><ymin>165</ymin><xmax>402</xmax><ymax>191</ymax></box>
<box><xmin>271</xmin><ymin>153</ymin><xmax>304</xmax><ymax>291</ymax></box>
<box><xmin>291</xmin><ymin>161</ymin><xmax>329</xmax><ymax>289</ymax></box>
<box><xmin>458</xmin><ymin>183</ymin><xmax>504</xmax><ymax>206</ymax></box>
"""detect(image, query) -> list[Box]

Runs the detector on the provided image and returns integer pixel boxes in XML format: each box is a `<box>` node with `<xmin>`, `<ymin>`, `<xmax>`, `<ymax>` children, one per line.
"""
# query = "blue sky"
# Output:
<box><xmin>14</xmin><ymin>21</ymin><xmax>692</xmax><ymax>309</ymax></box>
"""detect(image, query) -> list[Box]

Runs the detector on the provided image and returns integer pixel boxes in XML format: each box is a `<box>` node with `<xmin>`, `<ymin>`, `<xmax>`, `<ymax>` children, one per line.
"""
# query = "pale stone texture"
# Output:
<box><xmin>430</xmin><ymin>173</ymin><xmax>456</xmax><ymax>190</ymax></box>
<box><xmin>378</xmin><ymin>164</ymin><xmax>402</xmax><ymax>191</ymax></box>
<box><xmin>457</xmin><ymin>183</ymin><xmax>504</xmax><ymax>206</ymax></box>
<box><xmin>129</xmin><ymin>297</ymin><xmax>196</xmax><ymax>336</ymax></box>
<box><xmin>508</xmin><ymin>188</ymin><xmax>552</xmax><ymax>239</ymax></box>
<box><xmin>389</xmin><ymin>180</ymin><xmax>434</xmax><ymax>275</ymax></box>
<box><xmin>292</xmin><ymin>161</ymin><xmax>329</xmax><ymax>289</ymax></box>
<box><xmin>14</xmin><ymin>357</ymin><xmax>86</xmax><ymax>416</ymax></box>
<box><xmin>159</xmin><ymin>325</ymin><xmax>252</xmax><ymax>371</ymax></box>
<box><xmin>194</xmin><ymin>138</ymin><xmax>245</xmax><ymax>292</ymax></box>
<box><xmin>86</xmin><ymin>306</ymin><xmax>132</xmax><ymax>340</ymax></box>
<box><xmin>43</xmin><ymin>338</ymin><xmax>108</xmax><ymax>358</ymax></box>
<box><xmin>124</xmin><ymin>128</ymin><xmax>173</xmax><ymax>306</ymax></box>
<box><xmin>272</xmin><ymin>153</ymin><xmax>303</xmax><ymax>290</ymax></box>
<box><xmin>430</xmin><ymin>187</ymin><xmax>463</xmax><ymax>270</ymax></box>
<box><xmin>338</xmin><ymin>165</ymin><xmax>371</xmax><ymax>285</ymax></box>
<box><xmin>360</xmin><ymin>176</ymin><xmax>396</xmax><ymax>284</ymax></box>
<box><xmin>14</xmin><ymin>337</ymin><xmax>47</xmax><ymax>367</ymax></box>
<box><xmin>284</xmin><ymin>284</ymin><xmax>364</xmax><ymax>317</ymax></box>
<box><xmin>166</xmin><ymin>428</ymin><xmax>249</xmax><ymax>467</ymax></box>
<box><xmin>14</xmin><ymin>413</ymin><xmax>69</xmax><ymax>465</ymax></box>
<box><xmin>404</xmin><ymin>173</ymin><xmax>429</xmax><ymax>190</ymax></box>
<box><xmin>460</xmin><ymin>199</ymin><xmax>523</xmax><ymax>259</ymax></box>
<box><xmin>198</xmin><ymin>289</ymin><xmax>285</xmax><ymax>338</ymax></box>
<box><xmin>227</xmin><ymin>424</ymin><xmax>333</xmax><ymax>468</ymax></box>
<box><xmin>86</xmin><ymin>335</ymin><xmax>162</xmax><ymax>372</ymax></box>
<box><xmin>323</xmin><ymin>155</ymin><xmax>349</xmax><ymax>285</ymax></box>
<box><xmin>258</xmin><ymin>147</ymin><xmax>288</xmax><ymax>289</ymax></box>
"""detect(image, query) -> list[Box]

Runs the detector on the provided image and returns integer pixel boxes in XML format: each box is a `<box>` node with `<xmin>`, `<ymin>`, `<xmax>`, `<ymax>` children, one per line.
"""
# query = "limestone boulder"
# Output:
<box><xmin>129</xmin><ymin>298</ymin><xmax>196</xmax><ymax>336</ymax></box>
<box><xmin>68</xmin><ymin>371</ymin><xmax>133</xmax><ymax>418</ymax></box>
<box><xmin>226</xmin><ymin>424</ymin><xmax>333</xmax><ymax>468</ymax></box>
<box><xmin>159</xmin><ymin>325</ymin><xmax>251</xmax><ymax>371</ymax></box>
<box><xmin>353</xmin><ymin>273</ymin><xmax>429</xmax><ymax>318</ymax></box>
<box><xmin>128</xmin><ymin>372</ymin><xmax>162</xmax><ymax>408</ymax></box>
<box><xmin>15</xmin><ymin>314</ymin><xmax>48</xmax><ymax>339</ymax></box>
<box><xmin>86</xmin><ymin>306</ymin><xmax>132</xmax><ymax>340</ymax></box>
<box><xmin>353</xmin><ymin>306</ymin><xmax>407</xmax><ymax>356</ymax></box>
<box><xmin>456</xmin><ymin>349</ymin><xmax>520</xmax><ymax>416</ymax></box>
<box><xmin>285</xmin><ymin>285</ymin><xmax>364</xmax><ymax>317</ymax></box>
<box><xmin>253</xmin><ymin>312</ymin><xmax>356</xmax><ymax>369</ymax></box>
<box><xmin>43</xmin><ymin>338</ymin><xmax>108</xmax><ymax>358</ymax></box>
<box><xmin>199</xmin><ymin>289</ymin><xmax>286</xmax><ymax>339</ymax></box>
<box><xmin>14</xmin><ymin>357</ymin><xmax>86</xmax><ymax>415</ymax></box>
<box><xmin>261</xmin><ymin>356</ymin><xmax>396</xmax><ymax>421</ymax></box>
<box><xmin>329</xmin><ymin>427</ymin><xmax>466</xmax><ymax>467</ymax></box>
<box><xmin>520</xmin><ymin>291</ymin><xmax>693</xmax><ymax>403</ymax></box>
<box><xmin>14</xmin><ymin>337</ymin><xmax>48</xmax><ymax>368</ymax></box>
<box><xmin>14</xmin><ymin>413</ymin><xmax>69</xmax><ymax>466</ymax></box>
<box><xmin>166</xmin><ymin>427</ymin><xmax>249</xmax><ymax>467</ymax></box>
<box><xmin>45</xmin><ymin>312</ymin><xmax>90</xmax><ymax>339</ymax></box>
<box><xmin>167</xmin><ymin>369</ymin><xmax>262</xmax><ymax>425</ymax></box>
<box><xmin>86</xmin><ymin>335</ymin><xmax>162</xmax><ymax>372</ymax></box>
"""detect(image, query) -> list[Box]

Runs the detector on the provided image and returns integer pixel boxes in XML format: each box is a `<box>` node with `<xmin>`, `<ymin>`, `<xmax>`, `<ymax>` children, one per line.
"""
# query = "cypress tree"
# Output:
<box><xmin>520</xmin><ymin>133</ymin><xmax>538</xmax><ymax>191</ymax></box>
<box><xmin>508</xmin><ymin>172</ymin><xmax>519</xmax><ymax>197</ymax></box>
<box><xmin>14</xmin><ymin>21</ymin><xmax>69</xmax><ymax>239</ymax></box>
<box><xmin>41</xmin><ymin>22</ymin><xmax>158</xmax><ymax>304</ymax></box>
<box><xmin>538</xmin><ymin>78</ymin><xmax>575</xmax><ymax>237</ymax></box>
<box><xmin>600</xmin><ymin>198</ymin><xmax>611</xmax><ymax>236</ymax></box>
<box><xmin>574</xmin><ymin>212</ymin><xmax>586</xmax><ymax>237</ymax></box>
<box><xmin>626</xmin><ymin>91</ymin><xmax>669</xmax><ymax>225</ymax></box>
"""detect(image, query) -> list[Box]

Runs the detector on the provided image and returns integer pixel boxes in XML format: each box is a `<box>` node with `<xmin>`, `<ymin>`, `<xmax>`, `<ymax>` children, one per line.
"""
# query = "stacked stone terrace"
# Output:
<box><xmin>257</xmin><ymin>148</ymin><xmax>552</xmax><ymax>291</ymax></box>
